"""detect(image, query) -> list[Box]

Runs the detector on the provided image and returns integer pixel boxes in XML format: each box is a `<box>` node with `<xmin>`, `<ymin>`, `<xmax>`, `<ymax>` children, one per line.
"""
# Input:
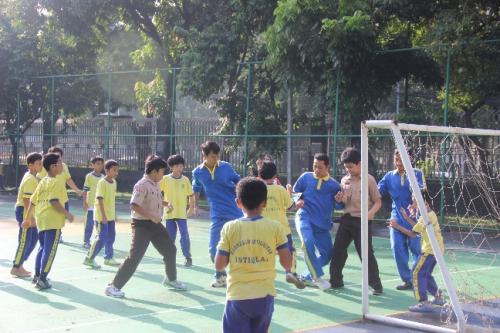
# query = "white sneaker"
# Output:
<box><xmin>211</xmin><ymin>275</ymin><xmax>227</xmax><ymax>288</ymax></box>
<box><xmin>105</xmin><ymin>284</ymin><xmax>125</xmax><ymax>298</ymax></box>
<box><xmin>104</xmin><ymin>258</ymin><xmax>121</xmax><ymax>266</ymax></box>
<box><xmin>312</xmin><ymin>277</ymin><xmax>331</xmax><ymax>290</ymax></box>
<box><xmin>163</xmin><ymin>279</ymin><xmax>187</xmax><ymax>291</ymax></box>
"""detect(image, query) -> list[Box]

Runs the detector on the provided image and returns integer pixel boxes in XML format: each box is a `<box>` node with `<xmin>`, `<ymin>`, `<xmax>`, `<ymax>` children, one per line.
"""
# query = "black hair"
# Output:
<box><xmin>340</xmin><ymin>148</ymin><xmax>361</xmax><ymax>164</ymax></box>
<box><xmin>48</xmin><ymin>146</ymin><xmax>64</xmax><ymax>156</ymax></box>
<box><xmin>167</xmin><ymin>154</ymin><xmax>185</xmax><ymax>167</ymax></box>
<box><xmin>201</xmin><ymin>141</ymin><xmax>220</xmax><ymax>155</ymax></box>
<box><xmin>43</xmin><ymin>153</ymin><xmax>60</xmax><ymax>172</ymax></box>
<box><xmin>313</xmin><ymin>153</ymin><xmax>329</xmax><ymax>166</ymax></box>
<box><xmin>236</xmin><ymin>177</ymin><xmax>267</xmax><ymax>210</ymax></box>
<box><xmin>394</xmin><ymin>148</ymin><xmax>415</xmax><ymax>162</ymax></box>
<box><xmin>258</xmin><ymin>161</ymin><xmax>277</xmax><ymax>180</ymax></box>
<box><xmin>104</xmin><ymin>159</ymin><xmax>119</xmax><ymax>170</ymax></box>
<box><xmin>145</xmin><ymin>155</ymin><xmax>168</xmax><ymax>174</ymax></box>
<box><xmin>91</xmin><ymin>156</ymin><xmax>105</xmax><ymax>164</ymax></box>
<box><xmin>26</xmin><ymin>152</ymin><xmax>43</xmax><ymax>165</ymax></box>
<box><xmin>420</xmin><ymin>189</ymin><xmax>434</xmax><ymax>211</ymax></box>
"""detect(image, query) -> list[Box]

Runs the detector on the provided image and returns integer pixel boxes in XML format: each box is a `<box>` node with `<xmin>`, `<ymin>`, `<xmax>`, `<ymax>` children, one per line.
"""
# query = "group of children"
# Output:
<box><xmin>9</xmin><ymin>142</ymin><xmax>447</xmax><ymax>331</ymax></box>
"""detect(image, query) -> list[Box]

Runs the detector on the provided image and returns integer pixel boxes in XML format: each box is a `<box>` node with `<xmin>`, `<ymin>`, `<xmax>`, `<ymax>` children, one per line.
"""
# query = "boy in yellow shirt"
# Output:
<box><xmin>259</xmin><ymin>162</ymin><xmax>305</xmax><ymax>289</ymax></box>
<box><xmin>84</xmin><ymin>160</ymin><xmax>120</xmax><ymax>269</ymax></box>
<box><xmin>215</xmin><ymin>177</ymin><xmax>293</xmax><ymax>333</ymax></box>
<box><xmin>11</xmin><ymin>152</ymin><xmax>43</xmax><ymax>278</ymax></box>
<box><xmin>389</xmin><ymin>190</ymin><xmax>446</xmax><ymax>312</ymax></box>
<box><xmin>82</xmin><ymin>156</ymin><xmax>105</xmax><ymax>249</ymax></box>
<box><xmin>24</xmin><ymin>153</ymin><xmax>74</xmax><ymax>290</ymax></box>
<box><xmin>160</xmin><ymin>154</ymin><xmax>195</xmax><ymax>267</ymax></box>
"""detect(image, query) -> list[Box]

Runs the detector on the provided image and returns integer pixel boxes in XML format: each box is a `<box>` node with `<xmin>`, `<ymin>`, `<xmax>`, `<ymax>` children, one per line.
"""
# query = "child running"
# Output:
<box><xmin>11</xmin><ymin>152</ymin><xmax>43</xmax><ymax>277</ymax></box>
<box><xmin>105</xmin><ymin>155</ymin><xmax>186</xmax><ymax>298</ymax></box>
<box><xmin>389</xmin><ymin>190</ymin><xmax>446</xmax><ymax>312</ymax></box>
<box><xmin>160</xmin><ymin>154</ymin><xmax>195</xmax><ymax>267</ymax></box>
<box><xmin>84</xmin><ymin>160</ymin><xmax>120</xmax><ymax>269</ymax></box>
<box><xmin>24</xmin><ymin>153</ymin><xmax>74</xmax><ymax>290</ymax></box>
<box><xmin>259</xmin><ymin>161</ymin><xmax>305</xmax><ymax>289</ymax></box>
<box><xmin>215</xmin><ymin>177</ymin><xmax>293</xmax><ymax>333</ymax></box>
<box><xmin>82</xmin><ymin>156</ymin><xmax>105</xmax><ymax>249</ymax></box>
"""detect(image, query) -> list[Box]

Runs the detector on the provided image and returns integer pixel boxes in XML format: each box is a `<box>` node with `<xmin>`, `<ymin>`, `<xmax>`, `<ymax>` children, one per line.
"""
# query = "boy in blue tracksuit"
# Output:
<box><xmin>192</xmin><ymin>141</ymin><xmax>243</xmax><ymax>288</ymax></box>
<box><xmin>293</xmin><ymin>153</ymin><xmax>341</xmax><ymax>290</ymax></box>
<box><xmin>378</xmin><ymin>149</ymin><xmax>426</xmax><ymax>290</ymax></box>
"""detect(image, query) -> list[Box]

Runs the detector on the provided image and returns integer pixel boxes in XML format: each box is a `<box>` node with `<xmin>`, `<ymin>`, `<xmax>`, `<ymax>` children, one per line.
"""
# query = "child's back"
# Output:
<box><xmin>261</xmin><ymin>184</ymin><xmax>293</xmax><ymax>235</ymax></box>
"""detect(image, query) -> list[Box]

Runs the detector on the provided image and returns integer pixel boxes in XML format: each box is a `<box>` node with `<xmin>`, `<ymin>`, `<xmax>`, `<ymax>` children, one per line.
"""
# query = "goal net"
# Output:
<box><xmin>361</xmin><ymin>120</ymin><xmax>499</xmax><ymax>333</ymax></box>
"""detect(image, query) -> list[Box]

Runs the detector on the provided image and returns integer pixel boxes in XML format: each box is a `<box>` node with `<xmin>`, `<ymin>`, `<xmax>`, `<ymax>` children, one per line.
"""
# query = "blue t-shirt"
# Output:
<box><xmin>378</xmin><ymin>168</ymin><xmax>426</xmax><ymax>228</ymax></box>
<box><xmin>293</xmin><ymin>172</ymin><xmax>341</xmax><ymax>230</ymax></box>
<box><xmin>192</xmin><ymin>161</ymin><xmax>243</xmax><ymax>220</ymax></box>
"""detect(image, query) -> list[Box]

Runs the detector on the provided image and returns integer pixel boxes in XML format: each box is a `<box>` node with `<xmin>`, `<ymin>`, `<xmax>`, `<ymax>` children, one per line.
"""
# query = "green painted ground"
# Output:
<box><xmin>0</xmin><ymin>197</ymin><xmax>498</xmax><ymax>333</ymax></box>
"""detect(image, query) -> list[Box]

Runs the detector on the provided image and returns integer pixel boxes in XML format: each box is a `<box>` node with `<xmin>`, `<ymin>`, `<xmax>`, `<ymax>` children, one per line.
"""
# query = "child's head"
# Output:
<box><xmin>201</xmin><ymin>141</ymin><xmax>220</xmax><ymax>165</ymax></box>
<box><xmin>104</xmin><ymin>159</ymin><xmax>119</xmax><ymax>178</ymax></box>
<box><xmin>313</xmin><ymin>153</ymin><xmax>330</xmax><ymax>177</ymax></box>
<box><xmin>43</xmin><ymin>153</ymin><xmax>62</xmax><ymax>175</ymax></box>
<box><xmin>258</xmin><ymin>161</ymin><xmax>277</xmax><ymax>181</ymax></box>
<box><xmin>393</xmin><ymin>148</ymin><xmax>414</xmax><ymax>173</ymax></box>
<box><xmin>145</xmin><ymin>155</ymin><xmax>168</xmax><ymax>182</ymax></box>
<box><xmin>26</xmin><ymin>152</ymin><xmax>43</xmax><ymax>173</ymax></box>
<box><xmin>48</xmin><ymin>146</ymin><xmax>64</xmax><ymax>159</ymax></box>
<box><xmin>340</xmin><ymin>148</ymin><xmax>361</xmax><ymax>176</ymax></box>
<box><xmin>236</xmin><ymin>177</ymin><xmax>267</xmax><ymax>213</ymax></box>
<box><xmin>90</xmin><ymin>156</ymin><xmax>104</xmax><ymax>173</ymax></box>
<box><xmin>256</xmin><ymin>154</ymin><xmax>272</xmax><ymax>170</ymax></box>
<box><xmin>411</xmin><ymin>189</ymin><xmax>433</xmax><ymax>211</ymax></box>
<box><xmin>167</xmin><ymin>154</ymin><xmax>185</xmax><ymax>175</ymax></box>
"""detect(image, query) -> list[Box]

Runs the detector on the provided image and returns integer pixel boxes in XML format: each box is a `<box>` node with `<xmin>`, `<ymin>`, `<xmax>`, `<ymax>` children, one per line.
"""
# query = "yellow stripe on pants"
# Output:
<box><xmin>14</xmin><ymin>228</ymin><xmax>28</xmax><ymax>265</ymax></box>
<box><xmin>412</xmin><ymin>254</ymin><xmax>428</xmax><ymax>302</ymax></box>
<box><xmin>44</xmin><ymin>229</ymin><xmax>61</xmax><ymax>273</ymax></box>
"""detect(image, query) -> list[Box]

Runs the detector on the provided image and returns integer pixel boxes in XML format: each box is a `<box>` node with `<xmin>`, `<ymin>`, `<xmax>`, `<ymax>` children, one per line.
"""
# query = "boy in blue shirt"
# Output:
<box><xmin>293</xmin><ymin>153</ymin><xmax>341</xmax><ymax>290</ymax></box>
<box><xmin>378</xmin><ymin>149</ymin><xmax>425</xmax><ymax>290</ymax></box>
<box><xmin>192</xmin><ymin>141</ymin><xmax>243</xmax><ymax>287</ymax></box>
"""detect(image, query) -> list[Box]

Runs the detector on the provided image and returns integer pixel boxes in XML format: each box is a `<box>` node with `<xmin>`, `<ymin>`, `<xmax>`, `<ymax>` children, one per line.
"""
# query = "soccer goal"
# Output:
<box><xmin>361</xmin><ymin>120</ymin><xmax>500</xmax><ymax>333</ymax></box>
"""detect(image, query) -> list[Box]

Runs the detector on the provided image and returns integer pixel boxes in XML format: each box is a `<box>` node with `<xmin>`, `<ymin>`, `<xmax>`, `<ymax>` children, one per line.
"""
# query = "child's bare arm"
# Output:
<box><xmin>400</xmin><ymin>207</ymin><xmax>416</xmax><ymax>226</ymax></box>
<box><xmin>66</xmin><ymin>178</ymin><xmax>83</xmax><ymax>196</ymax></box>
<box><xmin>22</xmin><ymin>203</ymin><xmax>36</xmax><ymax>228</ymax></box>
<box><xmin>277</xmin><ymin>247</ymin><xmax>292</xmax><ymax>272</ymax></box>
<box><xmin>215</xmin><ymin>253</ymin><xmax>229</xmax><ymax>271</ymax></box>
<box><xmin>50</xmin><ymin>200</ymin><xmax>74</xmax><ymax>222</ymax></box>
<box><xmin>389</xmin><ymin>219</ymin><xmax>416</xmax><ymax>237</ymax></box>
<box><xmin>97</xmin><ymin>197</ymin><xmax>107</xmax><ymax>223</ymax></box>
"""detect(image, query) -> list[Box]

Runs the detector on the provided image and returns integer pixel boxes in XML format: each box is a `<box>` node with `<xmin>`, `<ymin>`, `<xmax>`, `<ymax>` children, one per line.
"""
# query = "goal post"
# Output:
<box><xmin>361</xmin><ymin>120</ymin><xmax>500</xmax><ymax>333</ymax></box>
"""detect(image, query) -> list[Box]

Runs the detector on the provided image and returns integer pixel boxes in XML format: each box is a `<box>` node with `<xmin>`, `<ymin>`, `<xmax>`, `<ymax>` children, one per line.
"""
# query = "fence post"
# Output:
<box><xmin>287</xmin><ymin>87</ymin><xmax>292</xmax><ymax>184</ymax></box>
<box><xmin>106</xmin><ymin>72</ymin><xmax>112</xmax><ymax>159</ymax></box>
<box><xmin>170</xmin><ymin>68</ymin><xmax>176</xmax><ymax>155</ymax></box>
<box><xmin>440</xmin><ymin>47</ymin><xmax>452</xmax><ymax>225</ymax></box>
<box><xmin>243</xmin><ymin>63</ymin><xmax>253</xmax><ymax>176</ymax></box>
<box><xmin>50</xmin><ymin>77</ymin><xmax>55</xmax><ymax>146</ymax></box>
<box><xmin>15</xmin><ymin>91</ymin><xmax>21</xmax><ymax>189</ymax></box>
<box><xmin>332</xmin><ymin>69</ymin><xmax>341</xmax><ymax>178</ymax></box>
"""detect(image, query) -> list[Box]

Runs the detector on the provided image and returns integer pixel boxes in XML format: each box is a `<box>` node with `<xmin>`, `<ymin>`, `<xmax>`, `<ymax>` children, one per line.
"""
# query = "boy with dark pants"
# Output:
<box><xmin>11</xmin><ymin>152</ymin><xmax>43</xmax><ymax>277</ymax></box>
<box><xmin>25</xmin><ymin>153</ymin><xmax>74</xmax><ymax>290</ymax></box>
<box><xmin>215</xmin><ymin>177</ymin><xmax>293</xmax><ymax>333</ymax></box>
<box><xmin>105</xmin><ymin>156</ymin><xmax>186</xmax><ymax>298</ymax></box>
<box><xmin>329</xmin><ymin>148</ymin><xmax>383</xmax><ymax>295</ymax></box>
<box><xmin>82</xmin><ymin>156</ymin><xmax>105</xmax><ymax>249</ymax></box>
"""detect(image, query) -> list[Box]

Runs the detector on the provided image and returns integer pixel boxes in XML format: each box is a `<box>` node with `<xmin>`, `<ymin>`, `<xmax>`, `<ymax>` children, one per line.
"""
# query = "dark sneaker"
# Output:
<box><xmin>330</xmin><ymin>281</ymin><xmax>344</xmax><ymax>289</ymax></box>
<box><xmin>372</xmin><ymin>287</ymin><xmax>384</xmax><ymax>296</ymax></box>
<box><xmin>184</xmin><ymin>258</ymin><xmax>192</xmax><ymax>267</ymax></box>
<box><xmin>396</xmin><ymin>281</ymin><xmax>413</xmax><ymax>290</ymax></box>
<box><xmin>35</xmin><ymin>279</ymin><xmax>52</xmax><ymax>290</ymax></box>
<box><xmin>286</xmin><ymin>272</ymin><xmax>306</xmax><ymax>289</ymax></box>
<box><xmin>432</xmin><ymin>289</ymin><xmax>445</xmax><ymax>306</ymax></box>
<box><xmin>32</xmin><ymin>276</ymin><xmax>39</xmax><ymax>284</ymax></box>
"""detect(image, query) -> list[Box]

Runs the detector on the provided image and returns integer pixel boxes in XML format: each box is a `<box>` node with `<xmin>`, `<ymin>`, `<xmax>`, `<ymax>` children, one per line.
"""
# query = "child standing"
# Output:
<box><xmin>215</xmin><ymin>177</ymin><xmax>293</xmax><ymax>333</ymax></box>
<box><xmin>389</xmin><ymin>190</ymin><xmax>445</xmax><ymax>312</ymax></box>
<box><xmin>84</xmin><ymin>160</ymin><xmax>120</xmax><ymax>268</ymax></box>
<box><xmin>11</xmin><ymin>152</ymin><xmax>43</xmax><ymax>277</ymax></box>
<box><xmin>24</xmin><ymin>153</ymin><xmax>74</xmax><ymax>290</ymax></box>
<box><xmin>259</xmin><ymin>161</ymin><xmax>304</xmax><ymax>289</ymax></box>
<box><xmin>82</xmin><ymin>156</ymin><xmax>105</xmax><ymax>249</ymax></box>
<box><xmin>160</xmin><ymin>154</ymin><xmax>195</xmax><ymax>267</ymax></box>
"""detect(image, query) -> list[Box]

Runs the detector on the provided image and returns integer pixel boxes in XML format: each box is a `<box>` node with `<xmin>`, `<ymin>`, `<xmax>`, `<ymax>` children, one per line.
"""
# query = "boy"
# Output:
<box><xmin>84</xmin><ymin>160</ymin><xmax>120</xmax><ymax>269</ymax></box>
<box><xmin>192</xmin><ymin>141</ymin><xmax>242</xmax><ymax>287</ymax></box>
<box><xmin>215</xmin><ymin>177</ymin><xmax>293</xmax><ymax>333</ymax></box>
<box><xmin>160</xmin><ymin>154</ymin><xmax>195</xmax><ymax>267</ymax></box>
<box><xmin>329</xmin><ymin>148</ymin><xmax>383</xmax><ymax>295</ymax></box>
<box><xmin>389</xmin><ymin>190</ymin><xmax>445</xmax><ymax>312</ymax></box>
<box><xmin>293</xmin><ymin>153</ymin><xmax>341</xmax><ymax>290</ymax></box>
<box><xmin>105</xmin><ymin>155</ymin><xmax>186</xmax><ymax>298</ymax></box>
<box><xmin>259</xmin><ymin>161</ymin><xmax>304</xmax><ymax>289</ymax></box>
<box><xmin>378</xmin><ymin>149</ymin><xmax>425</xmax><ymax>290</ymax></box>
<box><xmin>11</xmin><ymin>152</ymin><xmax>43</xmax><ymax>277</ymax></box>
<box><xmin>82</xmin><ymin>156</ymin><xmax>105</xmax><ymax>249</ymax></box>
<box><xmin>24</xmin><ymin>153</ymin><xmax>74</xmax><ymax>290</ymax></box>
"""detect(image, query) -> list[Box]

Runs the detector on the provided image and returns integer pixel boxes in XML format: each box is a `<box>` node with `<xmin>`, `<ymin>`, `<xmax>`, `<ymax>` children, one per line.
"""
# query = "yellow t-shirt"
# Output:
<box><xmin>159</xmin><ymin>174</ymin><xmax>193</xmax><ymax>220</ymax></box>
<box><xmin>412</xmin><ymin>211</ymin><xmax>445</xmax><ymax>255</ymax></box>
<box><xmin>94</xmin><ymin>178</ymin><xmax>117</xmax><ymax>222</ymax></box>
<box><xmin>38</xmin><ymin>163</ymin><xmax>71</xmax><ymax>203</ymax></box>
<box><xmin>16</xmin><ymin>172</ymin><xmax>39</xmax><ymax>211</ymax></box>
<box><xmin>83</xmin><ymin>172</ymin><xmax>104</xmax><ymax>209</ymax></box>
<box><xmin>262</xmin><ymin>184</ymin><xmax>293</xmax><ymax>235</ymax></box>
<box><xmin>217</xmin><ymin>216</ymin><xmax>288</xmax><ymax>301</ymax></box>
<box><xmin>31</xmin><ymin>176</ymin><xmax>67</xmax><ymax>231</ymax></box>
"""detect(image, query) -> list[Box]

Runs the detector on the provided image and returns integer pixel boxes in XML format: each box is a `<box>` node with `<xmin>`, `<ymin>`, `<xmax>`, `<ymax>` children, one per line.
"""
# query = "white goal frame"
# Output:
<box><xmin>361</xmin><ymin>120</ymin><xmax>500</xmax><ymax>333</ymax></box>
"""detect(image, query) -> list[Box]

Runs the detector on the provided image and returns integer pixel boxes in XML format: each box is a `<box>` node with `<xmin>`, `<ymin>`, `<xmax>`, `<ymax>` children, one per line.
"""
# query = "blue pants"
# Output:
<box><xmin>87</xmin><ymin>221</ymin><xmax>116</xmax><ymax>260</ymax></box>
<box><xmin>209</xmin><ymin>217</ymin><xmax>233</xmax><ymax>261</ymax></box>
<box><xmin>35</xmin><ymin>229</ymin><xmax>61</xmax><ymax>281</ymax></box>
<box><xmin>165</xmin><ymin>219</ymin><xmax>191</xmax><ymax>259</ymax></box>
<box><xmin>296</xmin><ymin>217</ymin><xmax>333</xmax><ymax>279</ymax></box>
<box><xmin>412</xmin><ymin>253</ymin><xmax>438</xmax><ymax>302</ymax></box>
<box><xmin>390</xmin><ymin>226</ymin><xmax>421</xmax><ymax>283</ymax></box>
<box><xmin>83</xmin><ymin>210</ymin><xmax>95</xmax><ymax>243</ymax></box>
<box><xmin>13</xmin><ymin>206</ymin><xmax>38</xmax><ymax>267</ymax></box>
<box><xmin>223</xmin><ymin>295</ymin><xmax>274</xmax><ymax>333</ymax></box>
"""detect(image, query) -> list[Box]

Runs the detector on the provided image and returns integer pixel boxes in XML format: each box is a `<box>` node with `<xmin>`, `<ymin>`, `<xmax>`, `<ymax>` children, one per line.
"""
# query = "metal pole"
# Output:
<box><xmin>332</xmin><ymin>69</ymin><xmax>341</xmax><ymax>178</ymax></box>
<box><xmin>287</xmin><ymin>87</ymin><xmax>292</xmax><ymax>185</ymax></box>
<box><xmin>360</xmin><ymin>121</ymin><xmax>369</xmax><ymax>316</ymax></box>
<box><xmin>396</xmin><ymin>82</ymin><xmax>400</xmax><ymax>114</ymax></box>
<box><xmin>15</xmin><ymin>91</ymin><xmax>21</xmax><ymax>189</ymax></box>
<box><xmin>170</xmin><ymin>68</ymin><xmax>176</xmax><ymax>155</ymax></box>
<box><xmin>440</xmin><ymin>48</ymin><xmax>452</xmax><ymax>224</ymax></box>
<box><xmin>243</xmin><ymin>63</ymin><xmax>253</xmax><ymax>176</ymax></box>
<box><xmin>106</xmin><ymin>72</ymin><xmax>112</xmax><ymax>159</ymax></box>
<box><xmin>50</xmin><ymin>77</ymin><xmax>54</xmax><ymax>146</ymax></box>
